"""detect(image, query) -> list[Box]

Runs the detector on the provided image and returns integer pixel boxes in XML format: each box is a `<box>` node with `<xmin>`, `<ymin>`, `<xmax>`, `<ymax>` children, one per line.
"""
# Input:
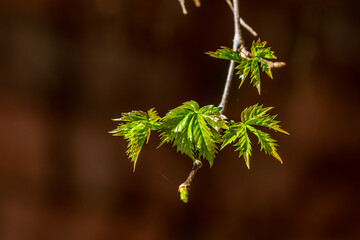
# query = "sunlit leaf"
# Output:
<box><xmin>208</xmin><ymin>39</ymin><xmax>280</xmax><ymax>95</ymax></box>
<box><xmin>222</xmin><ymin>104</ymin><xmax>288</xmax><ymax>168</ymax></box>
<box><xmin>109</xmin><ymin>108</ymin><xmax>162</xmax><ymax>171</ymax></box>
<box><xmin>159</xmin><ymin>100</ymin><xmax>228</xmax><ymax>167</ymax></box>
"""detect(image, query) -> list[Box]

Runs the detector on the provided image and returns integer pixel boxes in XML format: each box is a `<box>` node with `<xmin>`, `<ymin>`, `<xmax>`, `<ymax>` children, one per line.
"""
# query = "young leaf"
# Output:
<box><xmin>222</xmin><ymin>104</ymin><xmax>288</xmax><ymax>169</ymax></box>
<box><xmin>206</xmin><ymin>47</ymin><xmax>243</xmax><ymax>62</ymax></box>
<box><xmin>241</xmin><ymin>104</ymin><xmax>289</xmax><ymax>135</ymax></box>
<box><xmin>159</xmin><ymin>100</ymin><xmax>227</xmax><ymax>167</ymax></box>
<box><xmin>206</xmin><ymin>39</ymin><xmax>279</xmax><ymax>95</ymax></box>
<box><xmin>251</xmin><ymin>39</ymin><xmax>277</xmax><ymax>60</ymax></box>
<box><xmin>249</xmin><ymin>58</ymin><xmax>261</xmax><ymax>94</ymax></box>
<box><xmin>236</xmin><ymin>59</ymin><xmax>252</xmax><ymax>88</ymax></box>
<box><xmin>109</xmin><ymin>108</ymin><xmax>162</xmax><ymax>171</ymax></box>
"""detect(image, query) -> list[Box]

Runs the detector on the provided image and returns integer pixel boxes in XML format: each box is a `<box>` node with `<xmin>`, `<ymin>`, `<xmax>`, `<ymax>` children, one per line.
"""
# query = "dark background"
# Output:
<box><xmin>0</xmin><ymin>0</ymin><xmax>359</xmax><ymax>239</ymax></box>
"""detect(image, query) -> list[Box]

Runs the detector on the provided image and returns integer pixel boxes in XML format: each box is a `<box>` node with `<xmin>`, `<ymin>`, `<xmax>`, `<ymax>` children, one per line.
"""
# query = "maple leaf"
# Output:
<box><xmin>206</xmin><ymin>46</ymin><xmax>242</xmax><ymax>62</ymax></box>
<box><xmin>221</xmin><ymin>104</ymin><xmax>289</xmax><ymax>169</ymax></box>
<box><xmin>159</xmin><ymin>100</ymin><xmax>227</xmax><ymax>167</ymax></box>
<box><xmin>208</xmin><ymin>39</ymin><xmax>279</xmax><ymax>95</ymax></box>
<box><xmin>109</xmin><ymin>109</ymin><xmax>162</xmax><ymax>171</ymax></box>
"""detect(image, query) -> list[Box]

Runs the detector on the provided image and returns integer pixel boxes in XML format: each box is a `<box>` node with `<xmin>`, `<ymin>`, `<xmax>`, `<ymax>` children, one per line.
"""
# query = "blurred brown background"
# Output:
<box><xmin>0</xmin><ymin>0</ymin><xmax>359</xmax><ymax>239</ymax></box>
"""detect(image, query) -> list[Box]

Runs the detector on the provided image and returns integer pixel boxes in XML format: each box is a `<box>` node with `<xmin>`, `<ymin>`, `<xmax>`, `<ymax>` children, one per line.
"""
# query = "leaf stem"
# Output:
<box><xmin>219</xmin><ymin>0</ymin><xmax>243</xmax><ymax>113</ymax></box>
<box><xmin>240</xmin><ymin>18</ymin><xmax>258</xmax><ymax>37</ymax></box>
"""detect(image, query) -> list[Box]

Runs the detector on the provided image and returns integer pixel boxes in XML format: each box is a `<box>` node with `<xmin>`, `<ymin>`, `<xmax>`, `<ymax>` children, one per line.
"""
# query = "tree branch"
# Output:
<box><xmin>178</xmin><ymin>0</ymin><xmax>188</xmax><ymax>14</ymax></box>
<box><xmin>219</xmin><ymin>0</ymin><xmax>285</xmax><ymax>114</ymax></box>
<box><xmin>240</xmin><ymin>18</ymin><xmax>258</xmax><ymax>37</ymax></box>
<box><xmin>225</xmin><ymin>0</ymin><xmax>258</xmax><ymax>37</ymax></box>
<box><xmin>178</xmin><ymin>0</ymin><xmax>201</xmax><ymax>15</ymax></box>
<box><xmin>219</xmin><ymin>0</ymin><xmax>243</xmax><ymax>113</ymax></box>
<box><xmin>177</xmin><ymin>0</ymin><xmax>285</xmax><ymax>203</ymax></box>
<box><xmin>225</xmin><ymin>0</ymin><xmax>233</xmax><ymax>11</ymax></box>
<box><xmin>178</xmin><ymin>159</ymin><xmax>203</xmax><ymax>203</ymax></box>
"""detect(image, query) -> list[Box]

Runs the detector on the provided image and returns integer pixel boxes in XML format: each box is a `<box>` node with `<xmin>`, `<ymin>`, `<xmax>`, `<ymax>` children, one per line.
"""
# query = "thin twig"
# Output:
<box><xmin>239</xmin><ymin>48</ymin><xmax>286</xmax><ymax>68</ymax></box>
<box><xmin>240</xmin><ymin>18</ymin><xmax>258</xmax><ymax>37</ymax></box>
<box><xmin>178</xmin><ymin>160</ymin><xmax>203</xmax><ymax>202</ymax></box>
<box><xmin>178</xmin><ymin>0</ymin><xmax>188</xmax><ymax>14</ymax></box>
<box><xmin>225</xmin><ymin>0</ymin><xmax>258</xmax><ymax>37</ymax></box>
<box><xmin>178</xmin><ymin>0</ymin><xmax>201</xmax><ymax>15</ymax></box>
<box><xmin>177</xmin><ymin>0</ymin><xmax>285</xmax><ymax>203</ymax></box>
<box><xmin>225</xmin><ymin>0</ymin><xmax>234</xmax><ymax>11</ymax></box>
<box><xmin>219</xmin><ymin>0</ymin><xmax>242</xmax><ymax>113</ymax></box>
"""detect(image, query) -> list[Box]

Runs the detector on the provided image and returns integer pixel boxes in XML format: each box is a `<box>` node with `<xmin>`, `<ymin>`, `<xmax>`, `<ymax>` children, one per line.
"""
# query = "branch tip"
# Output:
<box><xmin>178</xmin><ymin>0</ymin><xmax>188</xmax><ymax>14</ymax></box>
<box><xmin>194</xmin><ymin>0</ymin><xmax>201</xmax><ymax>7</ymax></box>
<box><xmin>178</xmin><ymin>159</ymin><xmax>203</xmax><ymax>203</ymax></box>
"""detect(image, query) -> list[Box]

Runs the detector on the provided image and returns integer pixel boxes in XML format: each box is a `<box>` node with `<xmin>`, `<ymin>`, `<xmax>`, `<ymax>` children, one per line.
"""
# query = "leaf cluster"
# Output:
<box><xmin>159</xmin><ymin>100</ymin><xmax>227</xmax><ymax>167</ymax></box>
<box><xmin>110</xmin><ymin>101</ymin><xmax>288</xmax><ymax>170</ymax></box>
<box><xmin>206</xmin><ymin>39</ymin><xmax>277</xmax><ymax>94</ymax></box>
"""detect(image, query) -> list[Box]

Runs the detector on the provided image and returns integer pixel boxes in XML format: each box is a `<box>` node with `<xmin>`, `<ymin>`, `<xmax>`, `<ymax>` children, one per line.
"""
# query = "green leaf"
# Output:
<box><xmin>159</xmin><ymin>101</ymin><xmax>227</xmax><ymax>167</ymax></box>
<box><xmin>235</xmin><ymin>39</ymin><xmax>279</xmax><ymax>94</ymax></box>
<box><xmin>199</xmin><ymin>105</ymin><xmax>228</xmax><ymax>130</ymax></box>
<box><xmin>247</xmin><ymin>126</ymin><xmax>277</xmax><ymax>153</ymax></box>
<box><xmin>251</xmin><ymin>39</ymin><xmax>277</xmax><ymax>59</ymax></box>
<box><xmin>236</xmin><ymin>59</ymin><xmax>252</xmax><ymax>88</ymax></box>
<box><xmin>206</xmin><ymin>47</ymin><xmax>242</xmax><ymax>62</ymax></box>
<box><xmin>250</xmin><ymin>58</ymin><xmax>261</xmax><ymax>94</ymax></box>
<box><xmin>221</xmin><ymin>104</ymin><xmax>288</xmax><ymax>168</ymax></box>
<box><xmin>260</xmin><ymin>60</ymin><xmax>273</xmax><ymax>79</ymax></box>
<box><xmin>222</xmin><ymin>122</ymin><xmax>252</xmax><ymax>169</ymax></box>
<box><xmin>109</xmin><ymin>108</ymin><xmax>161</xmax><ymax>171</ymax></box>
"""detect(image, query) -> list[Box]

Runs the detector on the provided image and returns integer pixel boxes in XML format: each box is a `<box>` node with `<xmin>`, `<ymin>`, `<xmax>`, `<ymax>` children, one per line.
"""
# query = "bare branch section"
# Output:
<box><xmin>219</xmin><ymin>0</ymin><xmax>242</xmax><ymax>113</ymax></box>
<box><xmin>240</xmin><ymin>18</ymin><xmax>258</xmax><ymax>37</ymax></box>
<box><xmin>264</xmin><ymin>60</ymin><xmax>286</xmax><ymax>68</ymax></box>
<box><xmin>225</xmin><ymin>0</ymin><xmax>257</xmax><ymax>37</ymax></box>
<box><xmin>176</xmin><ymin>0</ymin><xmax>284</xmax><ymax>203</ymax></box>
<box><xmin>219</xmin><ymin>0</ymin><xmax>284</xmax><ymax>113</ymax></box>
